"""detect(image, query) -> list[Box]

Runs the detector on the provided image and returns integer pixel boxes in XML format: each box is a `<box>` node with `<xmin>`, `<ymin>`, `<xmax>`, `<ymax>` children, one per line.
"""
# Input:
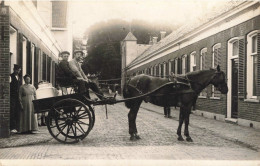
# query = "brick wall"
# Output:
<box><xmin>126</xmin><ymin>15</ymin><xmax>260</xmax><ymax>122</ymax></box>
<box><xmin>0</xmin><ymin>6</ymin><xmax>10</xmax><ymax>138</ymax></box>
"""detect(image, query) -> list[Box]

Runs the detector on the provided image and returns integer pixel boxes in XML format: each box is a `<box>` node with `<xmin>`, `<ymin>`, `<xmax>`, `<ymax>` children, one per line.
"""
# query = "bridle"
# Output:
<box><xmin>210</xmin><ymin>71</ymin><xmax>227</xmax><ymax>92</ymax></box>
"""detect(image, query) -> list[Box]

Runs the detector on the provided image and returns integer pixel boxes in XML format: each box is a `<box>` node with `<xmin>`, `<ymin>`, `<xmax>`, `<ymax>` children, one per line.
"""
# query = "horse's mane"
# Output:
<box><xmin>186</xmin><ymin>68</ymin><xmax>215</xmax><ymax>78</ymax></box>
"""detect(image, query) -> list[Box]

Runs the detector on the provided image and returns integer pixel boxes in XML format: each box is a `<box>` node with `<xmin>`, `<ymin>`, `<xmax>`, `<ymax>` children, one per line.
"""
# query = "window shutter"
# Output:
<box><xmin>171</xmin><ymin>61</ymin><xmax>175</xmax><ymax>74</ymax></box>
<box><xmin>204</xmin><ymin>52</ymin><xmax>209</xmax><ymax>70</ymax></box>
<box><xmin>17</xmin><ymin>33</ymin><xmax>23</xmax><ymax>85</ymax></box>
<box><xmin>52</xmin><ymin>61</ymin><xmax>56</xmax><ymax>86</ymax></box>
<box><xmin>42</xmin><ymin>53</ymin><xmax>47</xmax><ymax>81</ymax></box>
<box><xmin>26</xmin><ymin>41</ymin><xmax>32</xmax><ymax>77</ymax></box>
<box><xmin>178</xmin><ymin>58</ymin><xmax>182</xmax><ymax>74</ymax></box>
<box><xmin>47</xmin><ymin>56</ymin><xmax>51</xmax><ymax>82</ymax></box>
<box><xmin>156</xmin><ymin>65</ymin><xmax>159</xmax><ymax>76</ymax></box>
<box><xmin>200</xmin><ymin>54</ymin><xmax>206</xmax><ymax>70</ymax></box>
<box><xmin>186</xmin><ymin>54</ymin><xmax>190</xmax><ymax>73</ymax></box>
<box><xmin>256</xmin><ymin>33</ymin><xmax>260</xmax><ymax>96</ymax></box>
<box><xmin>238</xmin><ymin>37</ymin><xmax>246</xmax><ymax>99</ymax></box>
<box><xmin>34</xmin><ymin>47</ymin><xmax>39</xmax><ymax>88</ymax></box>
<box><xmin>166</xmin><ymin>62</ymin><xmax>169</xmax><ymax>76</ymax></box>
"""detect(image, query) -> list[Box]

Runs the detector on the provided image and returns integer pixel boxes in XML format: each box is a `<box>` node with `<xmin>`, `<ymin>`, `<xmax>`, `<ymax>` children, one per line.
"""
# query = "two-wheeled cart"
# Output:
<box><xmin>33</xmin><ymin>91</ymin><xmax>119</xmax><ymax>144</ymax></box>
<box><xmin>33</xmin><ymin>81</ymin><xmax>187</xmax><ymax>144</ymax></box>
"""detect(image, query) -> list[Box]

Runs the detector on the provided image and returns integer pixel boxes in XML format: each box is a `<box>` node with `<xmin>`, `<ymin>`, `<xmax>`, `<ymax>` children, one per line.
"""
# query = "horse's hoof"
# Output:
<box><xmin>130</xmin><ymin>136</ymin><xmax>135</xmax><ymax>141</ymax></box>
<box><xmin>186</xmin><ymin>137</ymin><xmax>193</xmax><ymax>142</ymax></box>
<box><xmin>178</xmin><ymin>136</ymin><xmax>184</xmax><ymax>141</ymax></box>
<box><xmin>130</xmin><ymin>134</ymin><xmax>136</xmax><ymax>141</ymax></box>
<box><xmin>135</xmin><ymin>134</ymin><xmax>141</xmax><ymax>140</ymax></box>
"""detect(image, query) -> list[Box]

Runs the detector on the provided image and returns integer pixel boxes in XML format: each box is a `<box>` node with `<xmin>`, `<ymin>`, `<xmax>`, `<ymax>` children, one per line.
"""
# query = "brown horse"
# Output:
<box><xmin>123</xmin><ymin>65</ymin><xmax>228</xmax><ymax>141</ymax></box>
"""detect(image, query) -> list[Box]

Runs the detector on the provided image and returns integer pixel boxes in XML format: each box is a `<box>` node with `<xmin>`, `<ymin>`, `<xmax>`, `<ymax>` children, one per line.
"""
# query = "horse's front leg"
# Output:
<box><xmin>184</xmin><ymin>107</ymin><xmax>193</xmax><ymax>142</ymax></box>
<box><xmin>177</xmin><ymin>108</ymin><xmax>184</xmax><ymax>141</ymax></box>
<box><xmin>128</xmin><ymin>100</ymin><xmax>142</xmax><ymax>141</ymax></box>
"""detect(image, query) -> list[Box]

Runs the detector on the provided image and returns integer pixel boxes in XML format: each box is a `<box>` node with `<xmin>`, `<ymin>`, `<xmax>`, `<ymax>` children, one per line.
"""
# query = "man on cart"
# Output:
<box><xmin>69</xmin><ymin>50</ymin><xmax>106</xmax><ymax>100</ymax></box>
<box><xmin>57</xmin><ymin>51</ymin><xmax>87</xmax><ymax>94</ymax></box>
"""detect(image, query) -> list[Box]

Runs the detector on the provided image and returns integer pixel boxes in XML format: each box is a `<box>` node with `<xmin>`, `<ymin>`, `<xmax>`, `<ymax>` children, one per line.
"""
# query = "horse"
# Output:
<box><xmin>123</xmin><ymin>65</ymin><xmax>228</xmax><ymax>142</ymax></box>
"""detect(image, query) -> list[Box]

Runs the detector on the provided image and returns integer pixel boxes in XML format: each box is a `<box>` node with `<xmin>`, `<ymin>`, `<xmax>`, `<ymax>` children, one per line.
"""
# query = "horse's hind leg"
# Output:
<box><xmin>184</xmin><ymin>109</ymin><xmax>193</xmax><ymax>142</ymax></box>
<box><xmin>177</xmin><ymin>107</ymin><xmax>184</xmax><ymax>141</ymax></box>
<box><xmin>128</xmin><ymin>100</ymin><xmax>142</xmax><ymax>141</ymax></box>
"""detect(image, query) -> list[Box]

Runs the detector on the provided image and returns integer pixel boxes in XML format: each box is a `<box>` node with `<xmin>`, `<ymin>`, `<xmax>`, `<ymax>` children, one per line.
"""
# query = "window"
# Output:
<box><xmin>170</xmin><ymin>60</ymin><xmax>175</xmax><ymax>74</ymax></box>
<box><xmin>160</xmin><ymin>63</ymin><xmax>165</xmax><ymax>78</ymax></box>
<box><xmin>175</xmin><ymin>58</ymin><xmax>178</xmax><ymax>74</ymax></box>
<box><xmin>10</xmin><ymin>26</ymin><xmax>17</xmax><ymax>73</ymax></box>
<box><xmin>212</xmin><ymin>43</ymin><xmax>222</xmax><ymax>98</ymax></box>
<box><xmin>165</xmin><ymin>61</ymin><xmax>169</xmax><ymax>77</ymax></box>
<box><xmin>182</xmin><ymin>55</ymin><xmax>187</xmax><ymax>74</ymax></box>
<box><xmin>199</xmin><ymin>48</ymin><xmax>207</xmax><ymax>97</ymax></box>
<box><xmin>200</xmin><ymin>48</ymin><xmax>207</xmax><ymax>70</ymax></box>
<box><xmin>153</xmin><ymin>65</ymin><xmax>156</xmax><ymax>76</ymax></box>
<box><xmin>190</xmin><ymin>51</ymin><xmax>196</xmax><ymax>72</ymax></box>
<box><xmin>150</xmin><ymin>67</ymin><xmax>153</xmax><ymax>75</ymax></box>
<box><xmin>42</xmin><ymin>53</ymin><xmax>47</xmax><ymax>81</ymax></box>
<box><xmin>247</xmin><ymin>30</ymin><xmax>259</xmax><ymax>99</ymax></box>
<box><xmin>52</xmin><ymin>1</ymin><xmax>68</xmax><ymax>28</ymax></box>
<box><xmin>156</xmin><ymin>65</ymin><xmax>159</xmax><ymax>77</ymax></box>
<box><xmin>232</xmin><ymin>41</ymin><xmax>239</xmax><ymax>57</ymax></box>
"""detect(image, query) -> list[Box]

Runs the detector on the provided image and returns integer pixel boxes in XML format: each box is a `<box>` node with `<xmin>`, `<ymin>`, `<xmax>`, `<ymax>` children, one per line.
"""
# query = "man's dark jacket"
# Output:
<box><xmin>56</xmin><ymin>60</ymin><xmax>77</xmax><ymax>86</ymax></box>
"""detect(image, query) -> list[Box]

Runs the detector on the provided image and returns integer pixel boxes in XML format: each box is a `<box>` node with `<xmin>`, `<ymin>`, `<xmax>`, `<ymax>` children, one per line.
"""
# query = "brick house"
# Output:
<box><xmin>121</xmin><ymin>1</ymin><xmax>260</xmax><ymax>129</ymax></box>
<box><xmin>0</xmin><ymin>1</ymin><xmax>72</xmax><ymax>137</ymax></box>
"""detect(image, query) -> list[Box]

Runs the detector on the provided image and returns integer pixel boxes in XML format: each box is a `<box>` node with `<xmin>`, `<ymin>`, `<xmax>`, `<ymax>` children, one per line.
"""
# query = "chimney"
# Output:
<box><xmin>152</xmin><ymin>37</ymin><xmax>158</xmax><ymax>44</ymax></box>
<box><xmin>160</xmin><ymin>31</ymin><xmax>166</xmax><ymax>40</ymax></box>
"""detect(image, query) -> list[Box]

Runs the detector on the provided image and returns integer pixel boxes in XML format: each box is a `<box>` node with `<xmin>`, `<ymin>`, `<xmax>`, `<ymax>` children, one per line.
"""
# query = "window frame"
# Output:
<box><xmin>199</xmin><ymin>48</ymin><xmax>207</xmax><ymax>98</ymax></box>
<box><xmin>247</xmin><ymin>30</ymin><xmax>260</xmax><ymax>99</ymax></box>
<box><xmin>182</xmin><ymin>54</ymin><xmax>187</xmax><ymax>74</ymax></box>
<box><xmin>190</xmin><ymin>51</ymin><xmax>196</xmax><ymax>72</ymax></box>
<box><xmin>211</xmin><ymin>43</ymin><xmax>222</xmax><ymax>99</ymax></box>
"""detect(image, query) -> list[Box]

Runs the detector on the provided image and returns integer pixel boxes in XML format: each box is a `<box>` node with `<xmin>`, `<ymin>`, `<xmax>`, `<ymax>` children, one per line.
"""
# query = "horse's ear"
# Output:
<box><xmin>217</xmin><ymin>65</ymin><xmax>220</xmax><ymax>72</ymax></box>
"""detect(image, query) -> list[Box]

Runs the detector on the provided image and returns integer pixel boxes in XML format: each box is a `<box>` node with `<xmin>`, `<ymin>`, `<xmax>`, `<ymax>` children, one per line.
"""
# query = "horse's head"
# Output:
<box><xmin>210</xmin><ymin>65</ymin><xmax>228</xmax><ymax>94</ymax></box>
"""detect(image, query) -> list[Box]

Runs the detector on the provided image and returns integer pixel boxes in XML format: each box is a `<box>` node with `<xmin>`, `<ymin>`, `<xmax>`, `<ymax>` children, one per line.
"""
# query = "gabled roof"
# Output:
<box><xmin>123</xmin><ymin>32</ymin><xmax>137</xmax><ymax>41</ymax></box>
<box><xmin>127</xmin><ymin>1</ymin><xmax>246</xmax><ymax>68</ymax></box>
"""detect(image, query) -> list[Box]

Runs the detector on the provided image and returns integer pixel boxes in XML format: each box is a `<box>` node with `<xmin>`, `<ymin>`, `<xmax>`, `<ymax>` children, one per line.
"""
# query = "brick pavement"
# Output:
<box><xmin>0</xmin><ymin>126</ymin><xmax>52</xmax><ymax>148</ymax></box>
<box><xmin>0</xmin><ymin>94</ymin><xmax>260</xmax><ymax>160</ymax></box>
<box><xmin>140</xmin><ymin>102</ymin><xmax>260</xmax><ymax>151</ymax></box>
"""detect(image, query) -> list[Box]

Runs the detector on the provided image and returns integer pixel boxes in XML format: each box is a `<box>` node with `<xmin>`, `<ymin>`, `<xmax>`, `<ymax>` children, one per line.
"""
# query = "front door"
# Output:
<box><xmin>231</xmin><ymin>58</ymin><xmax>238</xmax><ymax>118</ymax></box>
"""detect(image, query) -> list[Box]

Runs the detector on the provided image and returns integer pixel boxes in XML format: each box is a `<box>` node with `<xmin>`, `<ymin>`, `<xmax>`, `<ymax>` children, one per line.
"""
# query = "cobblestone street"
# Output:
<box><xmin>0</xmin><ymin>101</ymin><xmax>260</xmax><ymax>161</ymax></box>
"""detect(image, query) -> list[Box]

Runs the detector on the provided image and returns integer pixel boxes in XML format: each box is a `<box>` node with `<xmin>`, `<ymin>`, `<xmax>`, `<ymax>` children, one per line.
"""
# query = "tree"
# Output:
<box><xmin>82</xmin><ymin>19</ymin><xmax>177</xmax><ymax>81</ymax></box>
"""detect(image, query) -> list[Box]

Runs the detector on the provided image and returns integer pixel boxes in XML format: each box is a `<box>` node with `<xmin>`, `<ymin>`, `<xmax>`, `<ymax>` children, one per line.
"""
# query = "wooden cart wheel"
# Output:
<box><xmin>46</xmin><ymin>98</ymin><xmax>93</xmax><ymax>144</ymax></box>
<box><xmin>88</xmin><ymin>106</ymin><xmax>95</xmax><ymax>130</ymax></box>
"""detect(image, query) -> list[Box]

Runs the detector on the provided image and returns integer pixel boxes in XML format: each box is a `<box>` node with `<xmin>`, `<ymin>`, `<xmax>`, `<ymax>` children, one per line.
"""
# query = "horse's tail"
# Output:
<box><xmin>123</xmin><ymin>84</ymin><xmax>133</xmax><ymax>109</ymax></box>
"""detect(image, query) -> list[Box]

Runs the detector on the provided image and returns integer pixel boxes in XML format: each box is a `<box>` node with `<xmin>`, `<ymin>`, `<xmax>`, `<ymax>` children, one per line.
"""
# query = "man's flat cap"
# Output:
<box><xmin>73</xmin><ymin>50</ymin><xmax>84</xmax><ymax>55</ymax></box>
<box><xmin>60</xmin><ymin>51</ymin><xmax>70</xmax><ymax>55</ymax></box>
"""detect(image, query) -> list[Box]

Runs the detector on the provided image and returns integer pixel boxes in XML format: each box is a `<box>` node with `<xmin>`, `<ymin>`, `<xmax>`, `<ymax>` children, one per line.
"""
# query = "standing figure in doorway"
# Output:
<box><xmin>9</xmin><ymin>64</ymin><xmax>22</xmax><ymax>133</ymax></box>
<box><xmin>19</xmin><ymin>74</ymin><xmax>38</xmax><ymax>134</ymax></box>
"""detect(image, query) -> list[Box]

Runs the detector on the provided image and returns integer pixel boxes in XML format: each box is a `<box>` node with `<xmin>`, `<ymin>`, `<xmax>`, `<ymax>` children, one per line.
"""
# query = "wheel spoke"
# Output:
<box><xmin>75</xmin><ymin>106</ymin><xmax>83</xmax><ymax>116</ymax></box>
<box><xmin>50</xmin><ymin>121</ymin><xmax>65</xmax><ymax>129</ymax></box>
<box><xmin>77</xmin><ymin>120</ymin><xmax>90</xmax><ymax>126</ymax></box>
<box><xmin>78</xmin><ymin>114</ymin><xmax>89</xmax><ymax>119</ymax></box>
<box><xmin>73</xmin><ymin>123</ymin><xmax>85</xmax><ymax>134</ymax></box>
<box><xmin>76</xmin><ymin>122</ymin><xmax>87</xmax><ymax>133</ymax></box>
<box><xmin>55</xmin><ymin>123</ymin><xmax>68</xmax><ymax>137</ymax></box>
<box><xmin>64</xmin><ymin>124</ymin><xmax>71</xmax><ymax>142</ymax></box>
<box><xmin>77</xmin><ymin>111</ymin><xmax>88</xmax><ymax>117</ymax></box>
<box><xmin>71</xmin><ymin>123</ymin><xmax>77</xmax><ymax>137</ymax></box>
<box><xmin>56</xmin><ymin>122</ymin><xmax>67</xmax><ymax>129</ymax></box>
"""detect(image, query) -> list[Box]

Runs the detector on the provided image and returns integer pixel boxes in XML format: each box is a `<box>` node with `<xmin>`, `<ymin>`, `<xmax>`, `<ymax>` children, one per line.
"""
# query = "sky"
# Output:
<box><xmin>71</xmin><ymin>0</ymin><xmax>220</xmax><ymax>37</ymax></box>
